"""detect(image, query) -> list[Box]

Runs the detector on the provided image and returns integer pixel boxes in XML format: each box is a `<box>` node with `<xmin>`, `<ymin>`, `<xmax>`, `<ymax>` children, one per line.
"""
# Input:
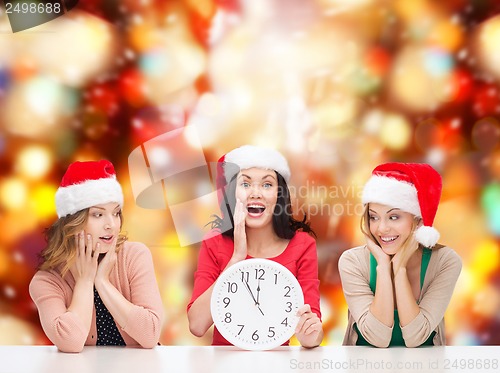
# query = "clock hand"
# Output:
<box><xmin>242</xmin><ymin>278</ymin><xmax>265</xmax><ymax>316</ymax></box>
<box><xmin>256</xmin><ymin>279</ymin><xmax>265</xmax><ymax>316</ymax></box>
<box><xmin>256</xmin><ymin>279</ymin><xmax>261</xmax><ymax>305</ymax></box>
<box><xmin>242</xmin><ymin>278</ymin><xmax>258</xmax><ymax>305</ymax></box>
<box><xmin>257</xmin><ymin>304</ymin><xmax>265</xmax><ymax>316</ymax></box>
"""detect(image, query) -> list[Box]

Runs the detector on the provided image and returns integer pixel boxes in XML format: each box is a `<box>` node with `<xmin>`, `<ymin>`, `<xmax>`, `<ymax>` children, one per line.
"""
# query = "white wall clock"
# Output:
<box><xmin>210</xmin><ymin>258</ymin><xmax>304</xmax><ymax>350</ymax></box>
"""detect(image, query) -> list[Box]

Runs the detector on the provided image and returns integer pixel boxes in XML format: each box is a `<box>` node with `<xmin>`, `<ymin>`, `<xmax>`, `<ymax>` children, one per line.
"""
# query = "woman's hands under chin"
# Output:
<box><xmin>392</xmin><ymin>236</ymin><xmax>419</xmax><ymax>274</ymax></box>
<box><xmin>95</xmin><ymin>236</ymin><xmax>119</xmax><ymax>285</ymax></box>
<box><xmin>95</xmin><ymin>247</ymin><xmax>118</xmax><ymax>284</ymax></box>
<box><xmin>365</xmin><ymin>236</ymin><xmax>391</xmax><ymax>268</ymax></box>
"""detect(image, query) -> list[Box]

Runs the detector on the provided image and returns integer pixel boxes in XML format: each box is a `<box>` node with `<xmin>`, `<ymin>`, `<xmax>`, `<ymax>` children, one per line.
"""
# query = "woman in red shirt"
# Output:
<box><xmin>187</xmin><ymin>145</ymin><xmax>323</xmax><ymax>348</ymax></box>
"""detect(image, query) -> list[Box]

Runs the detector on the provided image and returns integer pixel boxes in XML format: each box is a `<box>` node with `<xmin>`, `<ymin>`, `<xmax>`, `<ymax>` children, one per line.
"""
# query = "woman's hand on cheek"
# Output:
<box><xmin>365</xmin><ymin>236</ymin><xmax>391</xmax><ymax>268</ymax></box>
<box><xmin>392</xmin><ymin>236</ymin><xmax>419</xmax><ymax>272</ymax></box>
<box><xmin>69</xmin><ymin>232</ymin><xmax>98</xmax><ymax>284</ymax></box>
<box><xmin>230</xmin><ymin>198</ymin><xmax>248</xmax><ymax>265</ymax></box>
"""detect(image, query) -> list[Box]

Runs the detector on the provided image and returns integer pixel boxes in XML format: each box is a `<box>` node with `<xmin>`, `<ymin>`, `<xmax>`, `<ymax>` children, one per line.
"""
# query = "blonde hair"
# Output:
<box><xmin>39</xmin><ymin>209</ymin><xmax>127</xmax><ymax>277</ymax></box>
<box><xmin>361</xmin><ymin>204</ymin><xmax>422</xmax><ymax>274</ymax></box>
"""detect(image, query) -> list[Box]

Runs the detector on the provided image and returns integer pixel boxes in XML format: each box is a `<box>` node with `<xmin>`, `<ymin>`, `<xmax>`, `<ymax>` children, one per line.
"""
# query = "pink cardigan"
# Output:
<box><xmin>29</xmin><ymin>241</ymin><xmax>164</xmax><ymax>352</ymax></box>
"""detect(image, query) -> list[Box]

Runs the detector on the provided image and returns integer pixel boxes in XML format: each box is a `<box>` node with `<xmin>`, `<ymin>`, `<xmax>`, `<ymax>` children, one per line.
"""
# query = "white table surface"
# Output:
<box><xmin>1</xmin><ymin>345</ymin><xmax>498</xmax><ymax>373</ymax></box>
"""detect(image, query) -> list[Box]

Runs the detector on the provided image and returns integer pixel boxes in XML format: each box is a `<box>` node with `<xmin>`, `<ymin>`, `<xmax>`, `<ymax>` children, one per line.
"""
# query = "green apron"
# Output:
<box><xmin>354</xmin><ymin>248</ymin><xmax>436</xmax><ymax>346</ymax></box>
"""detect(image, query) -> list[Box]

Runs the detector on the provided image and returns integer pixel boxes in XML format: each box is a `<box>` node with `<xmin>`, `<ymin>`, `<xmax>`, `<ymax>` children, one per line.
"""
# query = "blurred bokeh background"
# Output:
<box><xmin>1</xmin><ymin>0</ymin><xmax>500</xmax><ymax>346</ymax></box>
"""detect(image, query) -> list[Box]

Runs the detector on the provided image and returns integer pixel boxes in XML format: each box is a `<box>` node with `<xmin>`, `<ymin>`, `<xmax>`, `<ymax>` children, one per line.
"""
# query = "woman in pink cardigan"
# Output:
<box><xmin>29</xmin><ymin>160</ymin><xmax>163</xmax><ymax>353</ymax></box>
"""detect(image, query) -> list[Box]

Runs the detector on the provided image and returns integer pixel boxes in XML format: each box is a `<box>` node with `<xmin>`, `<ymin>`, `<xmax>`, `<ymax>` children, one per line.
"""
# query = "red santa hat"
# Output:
<box><xmin>55</xmin><ymin>160</ymin><xmax>123</xmax><ymax>218</ymax></box>
<box><xmin>214</xmin><ymin>145</ymin><xmax>291</xmax><ymax>220</ymax></box>
<box><xmin>219</xmin><ymin>145</ymin><xmax>291</xmax><ymax>184</ymax></box>
<box><xmin>361</xmin><ymin>162</ymin><xmax>442</xmax><ymax>247</ymax></box>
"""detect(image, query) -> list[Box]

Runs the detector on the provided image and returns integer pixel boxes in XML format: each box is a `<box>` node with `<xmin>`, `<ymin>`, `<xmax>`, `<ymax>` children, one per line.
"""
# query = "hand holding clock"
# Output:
<box><xmin>295</xmin><ymin>304</ymin><xmax>323</xmax><ymax>348</ymax></box>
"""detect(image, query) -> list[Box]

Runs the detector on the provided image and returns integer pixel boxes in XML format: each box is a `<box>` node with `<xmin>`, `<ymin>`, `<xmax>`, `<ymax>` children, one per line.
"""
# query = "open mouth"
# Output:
<box><xmin>99</xmin><ymin>235</ymin><xmax>114</xmax><ymax>244</ymax></box>
<box><xmin>380</xmin><ymin>236</ymin><xmax>398</xmax><ymax>243</ymax></box>
<box><xmin>247</xmin><ymin>204</ymin><xmax>266</xmax><ymax>216</ymax></box>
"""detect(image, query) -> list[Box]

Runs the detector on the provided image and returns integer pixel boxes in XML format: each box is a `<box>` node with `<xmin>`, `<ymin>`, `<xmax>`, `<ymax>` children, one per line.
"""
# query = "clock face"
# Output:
<box><xmin>210</xmin><ymin>258</ymin><xmax>304</xmax><ymax>350</ymax></box>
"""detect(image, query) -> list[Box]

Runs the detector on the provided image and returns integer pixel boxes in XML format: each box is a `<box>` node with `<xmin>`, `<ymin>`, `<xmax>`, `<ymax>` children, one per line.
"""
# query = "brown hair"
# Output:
<box><xmin>39</xmin><ymin>209</ymin><xmax>127</xmax><ymax>277</ymax></box>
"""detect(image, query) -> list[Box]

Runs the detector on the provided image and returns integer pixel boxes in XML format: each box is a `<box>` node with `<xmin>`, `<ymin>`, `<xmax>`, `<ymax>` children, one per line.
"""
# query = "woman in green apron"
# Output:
<box><xmin>339</xmin><ymin>162</ymin><xmax>462</xmax><ymax>347</ymax></box>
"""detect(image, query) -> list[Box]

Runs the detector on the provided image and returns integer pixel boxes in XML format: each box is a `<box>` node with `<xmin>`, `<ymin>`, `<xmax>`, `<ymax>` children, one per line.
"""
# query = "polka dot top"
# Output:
<box><xmin>30</xmin><ymin>242</ymin><xmax>164</xmax><ymax>351</ymax></box>
<box><xmin>94</xmin><ymin>287</ymin><xmax>126</xmax><ymax>346</ymax></box>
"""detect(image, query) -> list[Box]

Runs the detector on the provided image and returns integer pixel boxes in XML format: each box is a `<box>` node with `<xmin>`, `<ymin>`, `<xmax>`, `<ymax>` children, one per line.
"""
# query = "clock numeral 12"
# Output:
<box><xmin>255</xmin><ymin>268</ymin><xmax>265</xmax><ymax>280</ymax></box>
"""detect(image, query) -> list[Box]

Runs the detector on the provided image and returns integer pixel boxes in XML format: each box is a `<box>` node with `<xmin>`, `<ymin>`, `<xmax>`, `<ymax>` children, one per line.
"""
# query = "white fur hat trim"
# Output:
<box><xmin>55</xmin><ymin>177</ymin><xmax>123</xmax><ymax>218</ymax></box>
<box><xmin>362</xmin><ymin>175</ymin><xmax>422</xmax><ymax>217</ymax></box>
<box><xmin>224</xmin><ymin>145</ymin><xmax>291</xmax><ymax>183</ymax></box>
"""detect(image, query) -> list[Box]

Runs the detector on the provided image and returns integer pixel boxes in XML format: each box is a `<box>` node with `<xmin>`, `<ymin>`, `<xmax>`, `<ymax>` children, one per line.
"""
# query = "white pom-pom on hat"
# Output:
<box><xmin>415</xmin><ymin>226</ymin><xmax>441</xmax><ymax>248</ymax></box>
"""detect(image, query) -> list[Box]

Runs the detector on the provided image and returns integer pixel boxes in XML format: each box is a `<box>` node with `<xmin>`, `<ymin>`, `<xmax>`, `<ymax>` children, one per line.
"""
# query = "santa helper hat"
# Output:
<box><xmin>215</xmin><ymin>145</ymin><xmax>291</xmax><ymax>210</ymax></box>
<box><xmin>55</xmin><ymin>160</ymin><xmax>124</xmax><ymax>218</ymax></box>
<box><xmin>219</xmin><ymin>145</ymin><xmax>291</xmax><ymax>184</ymax></box>
<box><xmin>361</xmin><ymin>162</ymin><xmax>442</xmax><ymax>248</ymax></box>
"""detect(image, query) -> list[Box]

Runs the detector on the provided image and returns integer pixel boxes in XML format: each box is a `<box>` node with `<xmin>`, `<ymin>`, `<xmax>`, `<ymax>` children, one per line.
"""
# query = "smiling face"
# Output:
<box><xmin>84</xmin><ymin>202</ymin><xmax>122</xmax><ymax>254</ymax></box>
<box><xmin>235</xmin><ymin>167</ymin><xmax>278</xmax><ymax>230</ymax></box>
<box><xmin>367</xmin><ymin>202</ymin><xmax>416</xmax><ymax>255</ymax></box>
